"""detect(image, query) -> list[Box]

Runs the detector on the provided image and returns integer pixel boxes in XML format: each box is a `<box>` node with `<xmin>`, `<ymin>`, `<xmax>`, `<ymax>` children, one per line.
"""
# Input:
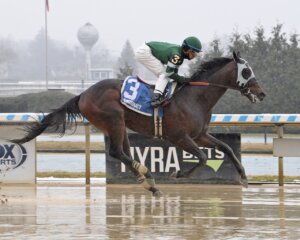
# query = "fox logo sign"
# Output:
<box><xmin>0</xmin><ymin>143</ymin><xmax>27</xmax><ymax>171</ymax></box>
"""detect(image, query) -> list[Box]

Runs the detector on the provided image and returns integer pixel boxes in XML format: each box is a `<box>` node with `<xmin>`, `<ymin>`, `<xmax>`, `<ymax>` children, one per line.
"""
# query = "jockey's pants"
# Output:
<box><xmin>135</xmin><ymin>43</ymin><xmax>169</xmax><ymax>95</ymax></box>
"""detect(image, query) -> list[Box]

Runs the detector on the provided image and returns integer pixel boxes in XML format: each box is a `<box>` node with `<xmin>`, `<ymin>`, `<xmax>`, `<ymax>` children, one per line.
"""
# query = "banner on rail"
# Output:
<box><xmin>0</xmin><ymin>126</ymin><xmax>36</xmax><ymax>183</ymax></box>
<box><xmin>106</xmin><ymin>133</ymin><xmax>241</xmax><ymax>184</ymax></box>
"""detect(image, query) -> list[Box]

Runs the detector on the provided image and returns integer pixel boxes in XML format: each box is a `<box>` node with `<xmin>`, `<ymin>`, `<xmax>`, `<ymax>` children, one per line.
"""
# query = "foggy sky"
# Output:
<box><xmin>0</xmin><ymin>0</ymin><xmax>299</xmax><ymax>54</ymax></box>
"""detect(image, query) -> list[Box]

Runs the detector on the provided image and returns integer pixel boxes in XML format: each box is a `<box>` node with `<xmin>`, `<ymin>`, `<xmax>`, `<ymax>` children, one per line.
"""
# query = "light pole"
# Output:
<box><xmin>77</xmin><ymin>23</ymin><xmax>99</xmax><ymax>88</ymax></box>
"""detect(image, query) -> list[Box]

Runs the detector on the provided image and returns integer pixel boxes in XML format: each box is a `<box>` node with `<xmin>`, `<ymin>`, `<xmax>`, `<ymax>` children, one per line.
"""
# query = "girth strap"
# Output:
<box><xmin>153</xmin><ymin>108</ymin><xmax>163</xmax><ymax>139</ymax></box>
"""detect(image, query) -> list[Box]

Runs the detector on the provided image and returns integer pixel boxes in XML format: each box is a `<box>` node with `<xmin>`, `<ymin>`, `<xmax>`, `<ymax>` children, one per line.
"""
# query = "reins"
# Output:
<box><xmin>162</xmin><ymin>81</ymin><xmax>246</xmax><ymax>106</ymax></box>
<box><xmin>189</xmin><ymin>81</ymin><xmax>246</xmax><ymax>92</ymax></box>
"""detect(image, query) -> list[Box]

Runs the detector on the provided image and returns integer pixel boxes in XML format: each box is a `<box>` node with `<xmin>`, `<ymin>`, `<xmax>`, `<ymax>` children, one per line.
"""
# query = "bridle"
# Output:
<box><xmin>188</xmin><ymin>56</ymin><xmax>258</xmax><ymax>102</ymax></box>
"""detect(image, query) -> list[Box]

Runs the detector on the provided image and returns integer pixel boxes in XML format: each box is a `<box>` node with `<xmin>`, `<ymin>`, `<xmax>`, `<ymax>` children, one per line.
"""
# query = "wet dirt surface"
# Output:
<box><xmin>0</xmin><ymin>184</ymin><xmax>300</xmax><ymax>239</ymax></box>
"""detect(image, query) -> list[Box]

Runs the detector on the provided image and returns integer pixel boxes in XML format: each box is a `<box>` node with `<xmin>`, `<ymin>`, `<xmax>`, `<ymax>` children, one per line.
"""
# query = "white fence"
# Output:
<box><xmin>2</xmin><ymin>113</ymin><xmax>300</xmax><ymax>125</ymax></box>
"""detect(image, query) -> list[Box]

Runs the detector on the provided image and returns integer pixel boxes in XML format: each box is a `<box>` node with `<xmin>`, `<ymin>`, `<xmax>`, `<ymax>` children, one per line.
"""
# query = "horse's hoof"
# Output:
<box><xmin>169</xmin><ymin>170</ymin><xmax>182</xmax><ymax>179</ymax></box>
<box><xmin>240</xmin><ymin>178</ymin><xmax>248</xmax><ymax>188</ymax></box>
<box><xmin>153</xmin><ymin>190</ymin><xmax>163</xmax><ymax>197</ymax></box>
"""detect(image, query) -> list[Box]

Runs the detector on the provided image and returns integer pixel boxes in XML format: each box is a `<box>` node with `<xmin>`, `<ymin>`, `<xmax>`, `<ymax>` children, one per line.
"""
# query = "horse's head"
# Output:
<box><xmin>233</xmin><ymin>51</ymin><xmax>266</xmax><ymax>103</ymax></box>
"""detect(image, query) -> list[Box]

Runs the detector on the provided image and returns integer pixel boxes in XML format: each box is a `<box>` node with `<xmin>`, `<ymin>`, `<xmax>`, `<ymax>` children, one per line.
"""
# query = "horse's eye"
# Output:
<box><xmin>242</xmin><ymin>68</ymin><xmax>251</xmax><ymax>79</ymax></box>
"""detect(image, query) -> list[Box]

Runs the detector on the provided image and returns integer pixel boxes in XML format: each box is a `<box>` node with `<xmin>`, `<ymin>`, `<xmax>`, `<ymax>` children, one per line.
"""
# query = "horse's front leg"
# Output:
<box><xmin>195</xmin><ymin>133</ymin><xmax>248</xmax><ymax>188</ymax></box>
<box><xmin>170</xmin><ymin>134</ymin><xmax>208</xmax><ymax>179</ymax></box>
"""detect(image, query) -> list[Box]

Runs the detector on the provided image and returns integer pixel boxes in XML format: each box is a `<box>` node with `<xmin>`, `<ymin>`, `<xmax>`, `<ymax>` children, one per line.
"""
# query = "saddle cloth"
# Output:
<box><xmin>120</xmin><ymin>76</ymin><xmax>173</xmax><ymax>117</ymax></box>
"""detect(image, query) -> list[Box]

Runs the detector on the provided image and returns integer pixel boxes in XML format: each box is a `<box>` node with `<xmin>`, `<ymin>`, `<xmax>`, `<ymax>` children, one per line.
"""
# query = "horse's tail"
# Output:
<box><xmin>11</xmin><ymin>95</ymin><xmax>82</xmax><ymax>144</ymax></box>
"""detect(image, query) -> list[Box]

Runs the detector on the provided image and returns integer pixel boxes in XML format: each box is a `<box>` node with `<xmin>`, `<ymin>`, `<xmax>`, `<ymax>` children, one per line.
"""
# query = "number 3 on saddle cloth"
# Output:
<box><xmin>120</xmin><ymin>76</ymin><xmax>175</xmax><ymax>117</ymax></box>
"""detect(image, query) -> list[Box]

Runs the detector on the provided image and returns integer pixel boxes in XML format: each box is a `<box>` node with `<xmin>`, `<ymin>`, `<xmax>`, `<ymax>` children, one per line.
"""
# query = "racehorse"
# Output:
<box><xmin>12</xmin><ymin>51</ymin><xmax>266</xmax><ymax>196</ymax></box>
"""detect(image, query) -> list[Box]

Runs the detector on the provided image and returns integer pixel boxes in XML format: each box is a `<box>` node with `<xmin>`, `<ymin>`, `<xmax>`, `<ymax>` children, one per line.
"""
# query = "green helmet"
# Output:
<box><xmin>182</xmin><ymin>36</ymin><xmax>202</xmax><ymax>53</ymax></box>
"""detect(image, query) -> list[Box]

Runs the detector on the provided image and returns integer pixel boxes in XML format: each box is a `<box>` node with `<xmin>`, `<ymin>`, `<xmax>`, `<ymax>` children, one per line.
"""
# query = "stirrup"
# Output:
<box><xmin>151</xmin><ymin>93</ymin><xmax>163</xmax><ymax>107</ymax></box>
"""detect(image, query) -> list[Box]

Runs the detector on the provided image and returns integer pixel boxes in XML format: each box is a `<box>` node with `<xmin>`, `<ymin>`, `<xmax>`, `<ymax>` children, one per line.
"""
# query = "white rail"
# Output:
<box><xmin>1</xmin><ymin>113</ymin><xmax>300</xmax><ymax>126</ymax></box>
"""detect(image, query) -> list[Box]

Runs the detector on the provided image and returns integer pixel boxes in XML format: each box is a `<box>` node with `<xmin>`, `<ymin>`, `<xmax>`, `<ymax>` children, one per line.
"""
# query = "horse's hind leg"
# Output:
<box><xmin>107</xmin><ymin>118</ymin><xmax>162</xmax><ymax>196</ymax></box>
<box><xmin>122</xmin><ymin>131</ymin><xmax>140</xmax><ymax>178</ymax></box>
<box><xmin>122</xmin><ymin>130</ymin><xmax>162</xmax><ymax>195</ymax></box>
<box><xmin>196</xmin><ymin>133</ymin><xmax>248</xmax><ymax>188</ymax></box>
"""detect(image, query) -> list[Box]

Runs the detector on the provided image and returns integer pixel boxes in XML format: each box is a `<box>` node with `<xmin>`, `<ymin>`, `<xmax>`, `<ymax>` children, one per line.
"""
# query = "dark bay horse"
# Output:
<box><xmin>12</xmin><ymin>51</ymin><xmax>266</xmax><ymax>196</ymax></box>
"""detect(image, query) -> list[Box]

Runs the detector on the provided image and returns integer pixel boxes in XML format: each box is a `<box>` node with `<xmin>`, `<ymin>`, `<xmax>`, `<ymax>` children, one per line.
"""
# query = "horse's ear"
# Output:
<box><xmin>233</xmin><ymin>51</ymin><xmax>238</xmax><ymax>62</ymax></box>
<box><xmin>233</xmin><ymin>51</ymin><xmax>242</xmax><ymax>63</ymax></box>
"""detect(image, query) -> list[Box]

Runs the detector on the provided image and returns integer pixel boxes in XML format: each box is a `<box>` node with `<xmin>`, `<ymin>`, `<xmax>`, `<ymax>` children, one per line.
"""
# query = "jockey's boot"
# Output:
<box><xmin>151</xmin><ymin>93</ymin><xmax>162</xmax><ymax>107</ymax></box>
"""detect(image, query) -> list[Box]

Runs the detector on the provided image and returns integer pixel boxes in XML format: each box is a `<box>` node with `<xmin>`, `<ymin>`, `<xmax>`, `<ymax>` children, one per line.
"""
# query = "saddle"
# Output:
<box><xmin>120</xmin><ymin>76</ymin><xmax>178</xmax><ymax>138</ymax></box>
<box><xmin>120</xmin><ymin>76</ymin><xmax>177</xmax><ymax>117</ymax></box>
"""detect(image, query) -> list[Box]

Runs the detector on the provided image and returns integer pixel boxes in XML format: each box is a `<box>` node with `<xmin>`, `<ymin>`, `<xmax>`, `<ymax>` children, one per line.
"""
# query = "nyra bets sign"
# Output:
<box><xmin>106</xmin><ymin>133</ymin><xmax>241</xmax><ymax>184</ymax></box>
<box><xmin>0</xmin><ymin>126</ymin><xmax>36</xmax><ymax>183</ymax></box>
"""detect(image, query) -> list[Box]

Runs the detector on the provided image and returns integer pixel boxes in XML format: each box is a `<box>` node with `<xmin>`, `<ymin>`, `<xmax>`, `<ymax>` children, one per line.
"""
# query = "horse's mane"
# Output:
<box><xmin>191</xmin><ymin>57</ymin><xmax>232</xmax><ymax>81</ymax></box>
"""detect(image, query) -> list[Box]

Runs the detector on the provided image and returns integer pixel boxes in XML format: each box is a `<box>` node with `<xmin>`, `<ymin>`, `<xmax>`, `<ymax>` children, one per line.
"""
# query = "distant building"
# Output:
<box><xmin>89</xmin><ymin>68</ymin><xmax>115</xmax><ymax>81</ymax></box>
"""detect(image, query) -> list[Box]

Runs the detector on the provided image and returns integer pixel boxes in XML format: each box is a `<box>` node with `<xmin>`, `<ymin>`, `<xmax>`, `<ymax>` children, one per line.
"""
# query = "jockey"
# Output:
<box><xmin>135</xmin><ymin>36</ymin><xmax>202</xmax><ymax>107</ymax></box>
